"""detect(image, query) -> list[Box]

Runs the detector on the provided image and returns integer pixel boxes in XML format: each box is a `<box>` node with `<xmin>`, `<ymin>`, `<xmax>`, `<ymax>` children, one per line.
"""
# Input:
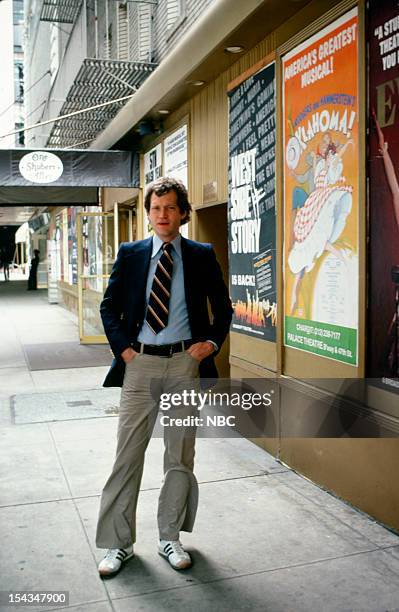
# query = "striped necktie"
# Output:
<box><xmin>145</xmin><ymin>242</ymin><xmax>174</xmax><ymax>335</ymax></box>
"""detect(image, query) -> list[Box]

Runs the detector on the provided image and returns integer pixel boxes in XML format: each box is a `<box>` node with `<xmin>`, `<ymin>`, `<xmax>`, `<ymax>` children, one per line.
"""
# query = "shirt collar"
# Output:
<box><xmin>151</xmin><ymin>233</ymin><xmax>182</xmax><ymax>258</ymax></box>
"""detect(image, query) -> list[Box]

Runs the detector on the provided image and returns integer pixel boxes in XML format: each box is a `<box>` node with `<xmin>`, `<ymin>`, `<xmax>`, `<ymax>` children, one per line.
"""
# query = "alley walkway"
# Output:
<box><xmin>1</xmin><ymin>280</ymin><xmax>399</xmax><ymax>612</ymax></box>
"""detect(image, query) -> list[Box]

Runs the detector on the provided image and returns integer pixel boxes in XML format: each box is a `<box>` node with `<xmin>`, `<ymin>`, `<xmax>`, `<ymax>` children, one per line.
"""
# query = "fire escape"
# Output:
<box><xmin>40</xmin><ymin>0</ymin><xmax>157</xmax><ymax>148</ymax></box>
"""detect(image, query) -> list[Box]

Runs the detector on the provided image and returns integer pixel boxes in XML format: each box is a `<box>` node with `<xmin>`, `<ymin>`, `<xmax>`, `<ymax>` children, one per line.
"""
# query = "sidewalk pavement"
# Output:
<box><xmin>1</xmin><ymin>281</ymin><xmax>399</xmax><ymax>612</ymax></box>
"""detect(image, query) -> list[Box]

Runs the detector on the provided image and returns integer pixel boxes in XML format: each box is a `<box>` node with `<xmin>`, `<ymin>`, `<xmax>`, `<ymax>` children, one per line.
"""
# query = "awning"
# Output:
<box><xmin>0</xmin><ymin>187</ymin><xmax>99</xmax><ymax>206</ymax></box>
<box><xmin>46</xmin><ymin>59</ymin><xmax>157</xmax><ymax>148</ymax></box>
<box><xmin>0</xmin><ymin>148</ymin><xmax>139</xmax><ymax>206</ymax></box>
<box><xmin>40</xmin><ymin>0</ymin><xmax>83</xmax><ymax>24</ymax></box>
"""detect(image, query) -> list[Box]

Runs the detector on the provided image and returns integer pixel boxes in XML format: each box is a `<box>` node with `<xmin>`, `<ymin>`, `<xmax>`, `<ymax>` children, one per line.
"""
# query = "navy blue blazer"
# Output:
<box><xmin>101</xmin><ymin>236</ymin><xmax>233</xmax><ymax>387</ymax></box>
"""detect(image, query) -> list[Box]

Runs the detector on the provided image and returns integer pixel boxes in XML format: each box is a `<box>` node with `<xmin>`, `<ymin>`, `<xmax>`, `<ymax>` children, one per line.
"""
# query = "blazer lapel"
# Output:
<box><xmin>126</xmin><ymin>237</ymin><xmax>152</xmax><ymax>313</ymax></box>
<box><xmin>181</xmin><ymin>237</ymin><xmax>195</xmax><ymax>315</ymax></box>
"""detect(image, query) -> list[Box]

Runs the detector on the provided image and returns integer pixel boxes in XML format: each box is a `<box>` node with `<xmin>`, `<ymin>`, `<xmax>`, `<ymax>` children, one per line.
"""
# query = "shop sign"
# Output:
<box><xmin>47</xmin><ymin>239</ymin><xmax>59</xmax><ymax>304</ymax></box>
<box><xmin>143</xmin><ymin>143</ymin><xmax>163</xmax><ymax>239</ymax></box>
<box><xmin>228</xmin><ymin>60</ymin><xmax>277</xmax><ymax>341</ymax></box>
<box><xmin>19</xmin><ymin>151</ymin><xmax>63</xmax><ymax>184</ymax></box>
<box><xmin>62</xmin><ymin>208</ymin><xmax>69</xmax><ymax>283</ymax></box>
<box><xmin>164</xmin><ymin>125</ymin><xmax>188</xmax><ymax>187</ymax></box>
<box><xmin>367</xmin><ymin>0</ymin><xmax>399</xmax><ymax>389</ymax></box>
<box><xmin>144</xmin><ymin>144</ymin><xmax>162</xmax><ymax>186</ymax></box>
<box><xmin>67</xmin><ymin>207</ymin><xmax>79</xmax><ymax>285</ymax></box>
<box><xmin>164</xmin><ymin>125</ymin><xmax>189</xmax><ymax>238</ymax></box>
<box><xmin>282</xmin><ymin>8</ymin><xmax>359</xmax><ymax>365</ymax></box>
<box><xmin>55</xmin><ymin>213</ymin><xmax>62</xmax><ymax>282</ymax></box>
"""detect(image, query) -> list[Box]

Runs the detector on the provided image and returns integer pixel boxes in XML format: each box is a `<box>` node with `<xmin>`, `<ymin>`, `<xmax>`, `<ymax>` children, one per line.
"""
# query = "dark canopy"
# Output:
<box><xmin>0</xmin><ymin>148</ymin><xmax>139</xmax><ymax>205</ymax></box>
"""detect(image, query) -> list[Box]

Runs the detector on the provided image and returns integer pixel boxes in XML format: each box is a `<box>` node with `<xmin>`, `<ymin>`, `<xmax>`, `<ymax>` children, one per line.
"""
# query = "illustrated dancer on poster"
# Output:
<box><xmin>373</xmin><ymin>112</ymin><xmax>399</xmax><ymax>376</ymax></box>
<box><xmin>288</xmin><ymin>135</ymin><xmax>354</xmax><ymax>314</ymax></box>
<box><xmin>289</xmin><ymin>152</ymin><xmax>316</xmax><ymax>248</ymax></box>
<box><xmin>289</xmin><ymin>134</ymin><xmax>338</xmax><ymax>249</ymax></box>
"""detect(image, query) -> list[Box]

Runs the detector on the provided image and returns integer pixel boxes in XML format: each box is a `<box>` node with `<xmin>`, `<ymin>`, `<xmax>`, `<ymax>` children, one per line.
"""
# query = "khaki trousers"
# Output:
<box><xmin>96</xmin><ymin>350</ymin><xmax>200</xmax><ymax>549</ymax></box>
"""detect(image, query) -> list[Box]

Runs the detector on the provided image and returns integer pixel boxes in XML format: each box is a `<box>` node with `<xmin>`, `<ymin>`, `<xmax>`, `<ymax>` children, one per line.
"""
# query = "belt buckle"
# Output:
<box><xmin>169</xmin><ymin>343</ymin><xmax>174</xmax><ymax>357</ymax></box>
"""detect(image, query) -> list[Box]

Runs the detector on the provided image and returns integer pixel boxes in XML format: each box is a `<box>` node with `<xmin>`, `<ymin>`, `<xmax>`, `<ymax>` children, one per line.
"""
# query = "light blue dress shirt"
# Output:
<box><xmin>137</xmin><ymin>234</ymin><xmax>192</xmax><ymax>345</ymax></box>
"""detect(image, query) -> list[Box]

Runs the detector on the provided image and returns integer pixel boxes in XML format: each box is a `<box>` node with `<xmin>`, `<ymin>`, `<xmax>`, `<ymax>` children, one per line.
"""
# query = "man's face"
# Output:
<box><xmin>148</xmin><ymin>190</ymin><xmax>186</xmax><ymax>241</ymax></box>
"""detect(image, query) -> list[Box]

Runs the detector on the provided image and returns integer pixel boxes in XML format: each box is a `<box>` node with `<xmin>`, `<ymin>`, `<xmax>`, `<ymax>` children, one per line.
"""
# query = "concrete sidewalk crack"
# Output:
<box><xmin>46</xmin><ymin>425</ymin><xmax>117</xmax><ymax>612</ymax></box>
<box><xmin>108</xmin><ymin>546</ymin><xmax>398</xmax><ymax>603</ymax></box>
<box><xmin>0</xmin><ymin>473</ymin><xmax>280</xmax><ymax>509</ymax></box>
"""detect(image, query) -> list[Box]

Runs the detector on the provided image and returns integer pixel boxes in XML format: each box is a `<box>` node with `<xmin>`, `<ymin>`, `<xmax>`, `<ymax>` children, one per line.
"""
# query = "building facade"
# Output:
<box><xmin>20</xmin><ymin>0</ymin><xmax>399</xmax><ymax>532</ymax></box>
<box><xmin>24</xmin><ymin>0</ymin><xmax>215</xmax><ymax>149</ymax></box>
<box><xmin>0</xmin><ymin>0</ymin><xmax>25</xmax><ymax>149</ymax></box>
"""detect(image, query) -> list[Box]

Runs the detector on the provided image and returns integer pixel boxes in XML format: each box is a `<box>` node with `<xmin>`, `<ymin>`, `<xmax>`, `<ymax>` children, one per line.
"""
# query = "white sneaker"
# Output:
<box><xmin>98</xmin><ymin>545</ymin><xmax>134</xmax><ymax>576</ymax></box>
<box><xmin>158</xmin><ymin>539</ymin><xmax>192</xmax><ymax>570</ymax></box>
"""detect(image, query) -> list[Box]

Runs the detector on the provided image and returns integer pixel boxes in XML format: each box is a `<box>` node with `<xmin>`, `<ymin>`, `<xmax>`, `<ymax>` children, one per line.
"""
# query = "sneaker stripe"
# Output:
<box><xmin>158</xmin><ymin>541</ymin><xmax>191</xmax><ymax>569</ymax></box>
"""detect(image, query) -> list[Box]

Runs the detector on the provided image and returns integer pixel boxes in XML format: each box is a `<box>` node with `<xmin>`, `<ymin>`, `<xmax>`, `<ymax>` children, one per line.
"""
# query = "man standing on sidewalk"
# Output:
<box><xmin>27</xmin><ymin>249</ymin><xmax>40</xmax><ymax>290</ymax></box>
<box><xmin>96</xmin><ymin>177</ymin><xmax>232</xmax><ymax>575</ymax></box>
<box><xmin>0</xmin><ymin>247</ymin><xmax>10</xmax><ymax>281</ymax></box>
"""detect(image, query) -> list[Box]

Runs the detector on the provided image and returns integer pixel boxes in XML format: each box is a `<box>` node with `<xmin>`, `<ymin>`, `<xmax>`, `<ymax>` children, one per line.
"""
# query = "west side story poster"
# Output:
<box><xmin>368</xmin><ymin>0</ymin><xmax>399</xmax><ymax>388</ymax></box>
<box><xmin>283</xmin><ymin>8</ymin><xmax>359</xmax><ymax>366</ymax></box>
<box><xmin>228</xmin><ymin>61</ymin><xmax>277</xmax><ymax>342</ymax></box>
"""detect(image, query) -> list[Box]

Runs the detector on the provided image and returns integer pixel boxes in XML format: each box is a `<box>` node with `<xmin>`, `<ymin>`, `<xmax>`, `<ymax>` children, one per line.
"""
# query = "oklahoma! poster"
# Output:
<box><xmin>282</xmin><ymin>8</ymin><xmax>359</xmax><ymax>365</ymax></box>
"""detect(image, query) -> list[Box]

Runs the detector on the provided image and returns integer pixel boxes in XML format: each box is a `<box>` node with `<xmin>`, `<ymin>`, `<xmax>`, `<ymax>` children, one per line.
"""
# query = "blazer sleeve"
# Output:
<box><xmin>100</xmin><ymin>244</ymin><xmax>131</xmax><ymax>359</ymax></box>
<box><xmin>206</xmin><ymin>246</ymin><xmax>233</xmax><ymax>351</ymax></box>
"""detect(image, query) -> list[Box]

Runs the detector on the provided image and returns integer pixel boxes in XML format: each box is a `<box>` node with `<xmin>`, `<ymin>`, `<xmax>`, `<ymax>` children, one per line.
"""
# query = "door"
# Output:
<box><xmin>77</xmin><ymin>209</ymin><xmax>118</xmax><ymax>343</ymax></box>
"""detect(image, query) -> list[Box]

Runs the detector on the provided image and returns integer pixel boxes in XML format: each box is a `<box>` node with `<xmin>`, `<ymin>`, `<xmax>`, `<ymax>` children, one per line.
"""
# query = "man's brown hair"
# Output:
<box><xmin>144</xmin><ymin>177</ymin><xmax>191</xmax><ymax>225</ymax></box>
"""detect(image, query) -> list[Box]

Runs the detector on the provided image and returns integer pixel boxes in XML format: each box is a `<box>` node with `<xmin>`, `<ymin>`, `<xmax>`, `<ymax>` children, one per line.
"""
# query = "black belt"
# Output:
<box><xmin>131</xmin><ymin>339</ymin><xmax>194</xmax><ymax>357</ymax></box>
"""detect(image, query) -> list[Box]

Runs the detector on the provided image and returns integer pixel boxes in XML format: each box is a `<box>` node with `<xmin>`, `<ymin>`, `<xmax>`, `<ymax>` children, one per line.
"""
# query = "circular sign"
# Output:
<box><xmin>286</xmin><ymin>137</ymin><xmax>301</xmax><ymax>170</ymax></box>
<box><xmin>19</xmin><ymin>151</ymin><xmax>64</xmax><ymax>184</ymax></box>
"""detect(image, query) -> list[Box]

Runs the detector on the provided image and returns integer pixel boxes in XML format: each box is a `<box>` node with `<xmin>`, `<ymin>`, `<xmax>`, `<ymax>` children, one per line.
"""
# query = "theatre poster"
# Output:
<box><xmin>143</xmin><ymin>144</ymin><xmax>162</xmax><ymax>238</ymax></box>
<box><xmin>228</xmin><ymin>60</ymin><xmax>277</xmax><ymax>342</ymax></box>
<box><xmin>367</xmin><ymin>0</ymin><xmax>399</xmax><ymax>388</ymax></box>
<box><xmin>163</xmin><ymin>124</ymin><xmax>189</xmax><ymax>238</ymax></box>
<box><xmin>164</xmin><ymin>125</ymin><xmax>188</xmax><ymax>187</ymax></box>
<box><xmin>282</xmin><ymin>8</ymin><xmax>359</xmax><ymax>365</ymax></box>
